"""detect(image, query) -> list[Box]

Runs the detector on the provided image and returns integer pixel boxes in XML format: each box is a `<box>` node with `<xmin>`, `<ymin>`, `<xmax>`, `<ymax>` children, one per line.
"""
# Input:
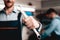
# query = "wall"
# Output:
<box><xmin>0</xmin><ymin>0</ymin><xmax>41</xmax><ymax>10</ymax></box>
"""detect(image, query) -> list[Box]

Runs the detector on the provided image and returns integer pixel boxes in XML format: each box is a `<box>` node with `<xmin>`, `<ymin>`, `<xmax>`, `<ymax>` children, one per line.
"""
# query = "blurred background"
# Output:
<box><xmin>0</xmin><ymin>0</ymin><xmax>60</xmax><ymax>40</ymax></box>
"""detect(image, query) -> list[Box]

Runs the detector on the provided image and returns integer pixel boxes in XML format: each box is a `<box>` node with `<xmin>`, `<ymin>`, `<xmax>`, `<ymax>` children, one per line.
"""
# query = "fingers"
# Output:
<box><xmin>22</xmin><ymin>16</ymin><xmax>39</xmax><ymax>29</ymax></box>
<box><xmin>22</xmin><ymin>17</ymin><xmax>34</xmax><ymax>29</ymax></box>
<box><xmin>23</xmin><ymin>17</ymin><xmax>29</xmax><ymax>23</ymax></box>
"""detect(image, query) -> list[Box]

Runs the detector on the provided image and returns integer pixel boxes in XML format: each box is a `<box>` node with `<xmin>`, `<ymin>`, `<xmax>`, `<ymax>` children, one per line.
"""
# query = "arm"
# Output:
<box><xmin>41</xmin><ymin>19</ymin><xmax>58</xmax><ymax>39</ymax></box>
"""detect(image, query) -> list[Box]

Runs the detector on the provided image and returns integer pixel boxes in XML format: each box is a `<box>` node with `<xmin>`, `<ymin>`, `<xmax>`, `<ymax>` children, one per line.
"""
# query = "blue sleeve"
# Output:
<box><xmin>41</xmin><ymin>19</ymin><xmax>59</xmax><ymax>39</ymax></box>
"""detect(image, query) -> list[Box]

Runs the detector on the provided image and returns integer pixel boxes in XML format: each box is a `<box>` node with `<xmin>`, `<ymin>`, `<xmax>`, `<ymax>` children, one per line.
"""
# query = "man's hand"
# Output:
<box><xmin>23</xmin><ymin>16</ymin><xmax>39</xmax><ymax>29</ymax></box>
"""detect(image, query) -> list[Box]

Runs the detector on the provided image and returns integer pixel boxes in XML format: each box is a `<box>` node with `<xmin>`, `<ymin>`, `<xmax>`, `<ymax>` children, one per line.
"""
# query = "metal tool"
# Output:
<box><xmin>17</xmin><ymin>5</ymin><xmax>42</xmax><ymax>39</ymax></box>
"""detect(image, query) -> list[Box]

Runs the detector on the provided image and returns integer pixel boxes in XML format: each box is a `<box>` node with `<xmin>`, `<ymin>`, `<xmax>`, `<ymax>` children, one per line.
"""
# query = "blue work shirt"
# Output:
<box><xmin>41</xmin><ymin>15</ymin><xmax>60</xmax><ymax>39</ymax></box>
<box><xmin>0</xmin><ymin>7</ymin><xmax>22</xmax><ymax>40</ymax></box>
